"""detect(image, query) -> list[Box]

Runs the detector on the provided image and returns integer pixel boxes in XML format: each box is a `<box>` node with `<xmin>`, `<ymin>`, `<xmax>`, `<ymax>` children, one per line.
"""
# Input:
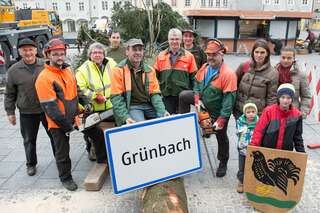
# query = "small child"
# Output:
<box><xmin>236</xmin><ymin>102</ymin><xmax>259</xmax><ymax>193</ymax></box>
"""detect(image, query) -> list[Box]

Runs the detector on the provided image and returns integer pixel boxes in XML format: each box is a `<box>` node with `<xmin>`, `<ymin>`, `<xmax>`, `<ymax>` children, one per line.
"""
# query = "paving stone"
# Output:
<box><xmin>0</xmin><ymin>149</ymin><xmax>13</xmax><ymax>156</ymax></box>
<box><xmin>0</xmin><ymin>162</ymin><xmax>23</xmax><ymax>178</ymax></box>
<box><xmin>39</xmin><ymin>161</ymin><xmax>59</xmax><ymax>179</ymax></box>
<box><xmin>2</xmin><ymin>150</ymin><xmax>27</xmax><ymax>162</ymax></box>
<box><xmin>73</xmin><ymin>155</ymin><xmax>95</xmax><ymax>172</ymax></box>
<box><xmin>0</xmin><ymin>178</ymin><xmax>8</xmax><ymax>187</ymax></box>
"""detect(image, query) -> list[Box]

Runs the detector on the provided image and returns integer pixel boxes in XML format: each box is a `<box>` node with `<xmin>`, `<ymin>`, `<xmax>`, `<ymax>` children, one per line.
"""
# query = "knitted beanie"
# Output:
<box><xmin>277</xmin><ymin>83</ymin><xmax>295</xmax><ymax>98</ymax></box>
<box><xmin>243</xmin><ymin>102</ymin><xmax>258</xmax><ymax>114</ymax></box>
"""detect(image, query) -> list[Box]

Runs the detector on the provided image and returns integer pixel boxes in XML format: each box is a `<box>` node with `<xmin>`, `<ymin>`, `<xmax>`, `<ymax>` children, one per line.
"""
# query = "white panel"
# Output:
<box><xmin>196</xmin><ymin>19</ymin><xmax>215</xmax><ymax>37</ymax></box>
<box><xmin>269</xmin><ymin>21</ymin><xmax>287</xmax><ymax>39</ymax></box>
<box><xmin>288</xmin><ymin>20</ymin><xmax>298</xmax><ymax>39</ymax></box>
<box><xmin>217</xmin><ymin>20</ymin><xmax>235</xmax><ymax>38</ymax></box>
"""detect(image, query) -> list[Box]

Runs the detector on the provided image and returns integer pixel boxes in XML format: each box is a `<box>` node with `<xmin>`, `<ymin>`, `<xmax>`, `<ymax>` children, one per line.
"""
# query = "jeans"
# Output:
<box><xmin>20</xmin><ymin>113</ymin><xmax>55</xmax><ymax>167</ymax></box>
<box><xmin>129</xmin><ymin>103</ymin><xmax>158</xmax><ymax>122</ymax></box>
<box><xmin>237</xmin><ymin>154</ymin><xmax>246</xmax><ymax>183</ymax></box>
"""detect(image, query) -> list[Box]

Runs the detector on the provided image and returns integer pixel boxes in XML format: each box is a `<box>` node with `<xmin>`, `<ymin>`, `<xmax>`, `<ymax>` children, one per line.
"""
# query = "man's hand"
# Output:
<box><xmin>163</xmin><ymin>112</ymin><xmax>170</xmax><ymax>117</ymax></box>
<box><xmin>212</xmin><ymin>117</ymin><xmax>226</xmax><ymax>131</ymax></box>
<box><xmin>7</xmin><ymin>115</ymin><xmax>16</xmax><ymax>125</ymax></box>
<box><xmin>302</xmin><ymin>112</ymin><xmax>307</xmax><ymax>119</ymax></box>
<box><xmin>84</xmin><ymin>103</ymin><xmax>94</xmax><ymax>114</ymax></box>
<box><xmin>126</xmin><ymin>118</ymin><xmax>136</xmax><ymax>124</ymax></box>
<box><xmin>65</xmin><ymin>125</ymin><xmax>79</xmax><ymax>137</ymax></box>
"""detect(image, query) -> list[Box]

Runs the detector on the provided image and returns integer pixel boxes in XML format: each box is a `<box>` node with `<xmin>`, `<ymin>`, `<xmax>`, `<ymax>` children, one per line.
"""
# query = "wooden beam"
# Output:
<box><xmin>84</xmin><ymin>163</ymin><xmax>108</xmax><ymax>191</ymax></box>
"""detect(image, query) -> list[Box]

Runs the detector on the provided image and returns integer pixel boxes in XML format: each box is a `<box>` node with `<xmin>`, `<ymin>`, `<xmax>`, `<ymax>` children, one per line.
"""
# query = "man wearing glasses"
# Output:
<box><xmin>35</xmin><ymin>38</ymin><xmax>79</xmax><ymax>191</ymax></box>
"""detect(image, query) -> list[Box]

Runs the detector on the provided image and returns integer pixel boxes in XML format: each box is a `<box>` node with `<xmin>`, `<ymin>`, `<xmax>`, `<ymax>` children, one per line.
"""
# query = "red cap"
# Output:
<box><xmin>205</xmin><ymin>39</ymin><xmax>227</xmax><ymax>54</ymax></box>
<box><xmin>44</xmin><ymin>38</ymin><xmax>67</xmax><ymax>54</ymax></box>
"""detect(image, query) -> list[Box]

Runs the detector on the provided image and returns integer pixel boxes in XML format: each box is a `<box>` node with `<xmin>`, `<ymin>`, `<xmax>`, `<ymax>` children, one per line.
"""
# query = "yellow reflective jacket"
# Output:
<box><xmin>76</xmin><ymin>57</ymin><xmax>116</xmax><ymax>112</ymax></box>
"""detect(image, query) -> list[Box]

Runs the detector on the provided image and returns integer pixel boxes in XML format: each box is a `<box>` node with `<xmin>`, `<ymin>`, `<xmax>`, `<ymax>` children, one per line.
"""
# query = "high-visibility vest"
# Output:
<box><xmin>76</xmin><ymin>57</ymin><xmax>116</xmax><ymax>112</ymax></box>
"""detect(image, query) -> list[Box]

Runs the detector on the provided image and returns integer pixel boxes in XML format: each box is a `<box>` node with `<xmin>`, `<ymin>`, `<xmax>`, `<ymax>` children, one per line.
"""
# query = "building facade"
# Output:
<box><xmin>14</xmin><ymin>0</ymin><xmax>314</xmax><ymax>49</ymax></box>
<box><xmin>14</xmin><ymin>0</ymin><xmax>185</xmax><ymax>35</ymax></box>
<box><xmin>14</xmin><ymin>0</ymin><xmax>123</xmax><ymax>35</ymax></box>
<box><xmin>184</xmin><ymin>0</ymin><xmax>314</xmax><ymax>53</ymax></box>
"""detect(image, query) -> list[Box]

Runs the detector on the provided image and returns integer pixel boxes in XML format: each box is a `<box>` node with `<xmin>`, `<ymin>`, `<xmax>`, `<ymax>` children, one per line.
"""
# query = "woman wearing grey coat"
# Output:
<box><xmin>234</xmin><ymin>39</ymin><xmax>279</xmax><ymax>119</ymax></box>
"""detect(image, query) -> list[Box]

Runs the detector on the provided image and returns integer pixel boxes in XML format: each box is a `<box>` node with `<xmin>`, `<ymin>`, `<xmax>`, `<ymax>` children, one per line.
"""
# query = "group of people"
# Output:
<box><xmin>4</xmin><ymin>27</ymin><xmax>311</xmax><ymax>200</ymax></box>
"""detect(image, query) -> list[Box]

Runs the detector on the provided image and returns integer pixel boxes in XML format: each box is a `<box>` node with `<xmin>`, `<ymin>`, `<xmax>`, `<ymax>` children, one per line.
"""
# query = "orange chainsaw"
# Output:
<box><xmin>195</xmin><ymin>95</ymin><xmax>217</xmax><ymax>137</ymax></box>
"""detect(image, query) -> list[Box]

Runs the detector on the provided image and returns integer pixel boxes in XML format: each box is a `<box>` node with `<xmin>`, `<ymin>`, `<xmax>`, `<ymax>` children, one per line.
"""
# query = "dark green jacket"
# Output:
<box><xmin>195</xmin><ymin>63</ymin><xmax>237</xmax><ymax>119</ymax></box>
<box><xmin>186</xmin><ymin>45</ymin><xmax>207</xmax><ymax>69</ymax></box>
<box><xmin>154</xmin><ymin>48</ymin><xmax>198</xmax><ymax>96</ymax></box>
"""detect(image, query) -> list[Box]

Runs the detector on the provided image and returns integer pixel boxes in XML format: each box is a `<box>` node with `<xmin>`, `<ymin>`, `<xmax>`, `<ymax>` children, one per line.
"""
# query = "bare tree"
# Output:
<box><xmin>141</xmin><ymin>0</ymin><xmax>163</xmax><ymax>56</ymax></box>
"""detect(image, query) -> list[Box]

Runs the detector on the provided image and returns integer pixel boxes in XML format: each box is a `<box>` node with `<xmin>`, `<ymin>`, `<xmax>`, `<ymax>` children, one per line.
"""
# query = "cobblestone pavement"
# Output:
<box><xmin>0</xmin><ymin>54</ymin><xmax>320</xmax><ymax>213</ymax></box>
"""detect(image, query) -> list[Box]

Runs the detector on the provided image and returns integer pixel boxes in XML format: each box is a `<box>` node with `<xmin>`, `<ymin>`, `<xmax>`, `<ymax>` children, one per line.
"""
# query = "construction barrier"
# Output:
<box><xmin>304</xmin><ymin>63</ymin><xmax>320</xmax><ymax>122</ymax></box>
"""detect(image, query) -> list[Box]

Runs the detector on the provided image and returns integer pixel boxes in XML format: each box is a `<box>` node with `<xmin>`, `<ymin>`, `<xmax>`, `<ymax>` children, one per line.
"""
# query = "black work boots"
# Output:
<box><xmin>62</xmin><ymin>179</ymin><xmax>78</xmax><ymax>191</ymax></box>
<box><xmin>216</xmin><ymin>161</ymin><xmax>227</xmax><ymax>177</ymax></box>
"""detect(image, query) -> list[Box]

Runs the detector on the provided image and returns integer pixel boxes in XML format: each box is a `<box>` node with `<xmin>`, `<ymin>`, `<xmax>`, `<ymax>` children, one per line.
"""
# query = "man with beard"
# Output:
<box><xmin>35</xmin><ymin>38</ymin><xmax>79</xmax><ymax>191</ymax></box>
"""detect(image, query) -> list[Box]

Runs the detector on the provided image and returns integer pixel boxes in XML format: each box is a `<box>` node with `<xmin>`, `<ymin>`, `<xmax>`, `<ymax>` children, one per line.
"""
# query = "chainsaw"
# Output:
<box><xmin>196</xmin><ymin>100</ymin><xmax>217</xmax><ymax>138</ymax></box>
<box><xmin>78</xmin><ymin>109</ymin><xmax>113</xmax><ymax>131</ymax></box>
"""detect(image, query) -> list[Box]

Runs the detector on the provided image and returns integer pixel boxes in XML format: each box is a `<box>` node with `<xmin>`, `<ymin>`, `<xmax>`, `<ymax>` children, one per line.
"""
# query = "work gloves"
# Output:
<box><xmin>212</xmin><ymin>117</ymin><xmax>226</xmax><ymax>131</ymax></box>
<box><xmin>95</xmin><ymin>94</ymin><xmax>106</xmax><ymax>104</ymax></box>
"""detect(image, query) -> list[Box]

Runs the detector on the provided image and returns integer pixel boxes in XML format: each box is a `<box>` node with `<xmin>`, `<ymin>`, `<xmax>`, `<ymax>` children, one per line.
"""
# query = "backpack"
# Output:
<box><xmin>238</xmin><ymin>59</ymin><xmax>251</xmax><ymax>83</ymax></box>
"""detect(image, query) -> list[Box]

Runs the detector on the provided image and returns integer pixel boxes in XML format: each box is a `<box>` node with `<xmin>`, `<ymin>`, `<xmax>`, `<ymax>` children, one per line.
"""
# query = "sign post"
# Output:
<box><xmin>104</xmin><ymin>112</ymin><xmax>202</xmax><ymax>195</ymax></box>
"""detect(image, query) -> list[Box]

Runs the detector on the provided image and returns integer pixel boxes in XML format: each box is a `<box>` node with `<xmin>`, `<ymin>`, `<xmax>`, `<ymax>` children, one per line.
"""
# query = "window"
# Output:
<box><xmin>52</xmin><ymin>2</ymin><xmax>58</xmax><ymax>11</ymax></box>
<box><xmin>274</xmin><ymin>0</ymin><xmax>280</xmax><ymax>4</ymax></box>
<box><xmin>66</xmin><ymin>2</ymin><xmax>71</xmax><ymax>11</ymax></box>
<box><xmin>223</xmin><ymin>0</ymin><xmax>227</xmax><ymax>7</ymax></box>
<box><xmin>302</xmin><ymin>0</ymin><xmax>308</xmax><ymax>5</ymax></box>
<box><xmin>201</xmin><ymin>0</ymin><xmax>206</xmax><ymax>7</ymax></box>
<box><xmin>66</xmin><ymin>20</ymin><xmax>76</xmax><ymax>32</ymax></box>
<box><xmin>264</xmin><ymin>0</ymin><xmax>270</xmax><ymax>4</ymax></box>
<box><xmin>287</xmin><ymin>0</ymin><xmax>294</xmax><ymax>4</ymax></box>
<box><xmin>208</xmin><ymin>0</ymin><xmax>214</xmax><ymax>7</ymax></box>
<box><xmin>102</xmin><ymin>1</ymin><xmax>108</xmax><ymax>10</ymax></box>
<box><xmin>216</xmin><ymin>0</ymin><xmax>220</xmax><ymax>7</ymax></box>
<box><xmin>239</xmin><ymin>20</ymin><xmax>268</xmax><ymax>38</ymax></box>
<box><xmin>79</xmin><ymin>2</ymin><xmax>84</xmax><ymax>11</ymax></box>
<box><xmin>22</xmin><ymin>3</ymin><xmax>27</xmax><ymax>9</ymax></box>
<box><xmin>185</xmin><ymin>0</ymin><xmax>191</xmax><ymax>6</ymax></box>
<box><xmin>171</xmin><ymin>0</ymin><xmax>177</xmax><ymax>6</ymax></box>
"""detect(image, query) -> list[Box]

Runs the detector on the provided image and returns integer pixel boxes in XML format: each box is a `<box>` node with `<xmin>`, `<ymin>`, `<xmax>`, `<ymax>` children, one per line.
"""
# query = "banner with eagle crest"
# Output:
<box><xmin>244</xmin><ymin>145</ymin><xmax>307</xmax><ymax>213</ymax></box>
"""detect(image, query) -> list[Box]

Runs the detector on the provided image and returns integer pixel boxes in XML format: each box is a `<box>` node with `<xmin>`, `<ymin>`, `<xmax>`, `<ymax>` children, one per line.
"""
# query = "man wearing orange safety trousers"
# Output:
<box><xmin>35</xmin><ymin>38</ymin><xmax>79</xmax><ymax>191</ymax></box>
<box><xmin>154</xmin><ymin>28</ymin><xmax>197</xmax><ymax>114</ymax></box>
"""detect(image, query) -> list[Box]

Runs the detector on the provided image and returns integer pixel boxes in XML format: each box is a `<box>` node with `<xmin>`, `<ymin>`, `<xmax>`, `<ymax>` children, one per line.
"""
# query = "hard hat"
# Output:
<box><xmin>44</xmin><ymin>38</ymin><xmax>67</xmax><ymax>55</ymax></box>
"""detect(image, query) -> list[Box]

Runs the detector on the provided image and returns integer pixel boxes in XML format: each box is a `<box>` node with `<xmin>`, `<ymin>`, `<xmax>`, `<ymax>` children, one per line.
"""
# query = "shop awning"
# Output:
<box><xmin>183</xmin><ymin>10</ymin><xmax>315</xmax><ymax>19</ymax></box>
